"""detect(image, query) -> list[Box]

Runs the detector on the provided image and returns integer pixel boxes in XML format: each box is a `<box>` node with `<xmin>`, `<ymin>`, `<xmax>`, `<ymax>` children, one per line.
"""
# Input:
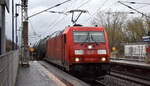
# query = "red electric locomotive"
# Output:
<box><xmin>33</xmin><ymin>10</ymin><xmax>110</xmax><ymax>77</ymax></box>
<box><xmin>45</xmin><ymin>26</ymin><xmax>110</xmax><ymax>77</ymax></box>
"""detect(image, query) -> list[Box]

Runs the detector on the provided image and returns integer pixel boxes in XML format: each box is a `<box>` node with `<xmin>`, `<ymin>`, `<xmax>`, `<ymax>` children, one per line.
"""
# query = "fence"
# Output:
<box><xmin>0</xmin><ymin>50</ymin><xmax>19</xmax><ymax>86</ymax></box>
<box><xmin>124</xmin><ymin>44</ymin><xmax>148</xmax><ymax>62</ymax></box>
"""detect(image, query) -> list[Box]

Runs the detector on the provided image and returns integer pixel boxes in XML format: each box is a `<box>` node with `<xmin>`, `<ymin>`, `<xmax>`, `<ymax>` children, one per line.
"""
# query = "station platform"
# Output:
<box><xmin>15</xmin><ymin>61</ymin><xmax>89</xmax><ymax>86</ymax></box>
<box><xmin>111</xmin><ymin>60</ymin><xmax>150</xmax><ymax>69</ymax></box>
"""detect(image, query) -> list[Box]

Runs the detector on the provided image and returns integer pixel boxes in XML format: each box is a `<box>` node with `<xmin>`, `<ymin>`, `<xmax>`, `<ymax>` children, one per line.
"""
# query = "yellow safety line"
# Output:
<box><xmin>36</xmin><ymin>62</ymin><xmax>67</xmax><ymax>86</ymax></box>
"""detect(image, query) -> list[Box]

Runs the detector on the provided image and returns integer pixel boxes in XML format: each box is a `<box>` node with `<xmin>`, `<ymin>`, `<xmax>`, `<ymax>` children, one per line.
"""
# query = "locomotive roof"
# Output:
<box><xmin>63</xmin><ymin>26</ymin><xmax>105</xmax><ymax>34</ymax></box>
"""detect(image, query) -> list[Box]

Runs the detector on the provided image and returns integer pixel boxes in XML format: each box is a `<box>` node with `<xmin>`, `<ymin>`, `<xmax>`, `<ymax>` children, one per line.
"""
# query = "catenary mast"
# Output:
<box><xmin>21</xmin><ymin>0</ymin><xmax>29</xmax><ymax>66</ymax></box>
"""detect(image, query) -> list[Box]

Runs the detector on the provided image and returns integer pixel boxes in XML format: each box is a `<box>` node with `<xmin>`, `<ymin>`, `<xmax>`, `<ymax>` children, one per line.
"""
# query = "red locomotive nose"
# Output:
<box><xmin>72</xmin><ymin>41</ymin><xmax>108</xmax><ymax>63</ymax></box>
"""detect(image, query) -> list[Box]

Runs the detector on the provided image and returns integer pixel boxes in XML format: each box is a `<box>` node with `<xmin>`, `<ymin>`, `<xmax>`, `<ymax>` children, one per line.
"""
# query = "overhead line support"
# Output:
<box><xmin>28</xmin><ymin>0</ymin><xmax>71</xmax><ymax>19</ymax></box>
<box><xmin>21</xmin><ymin>0</ymin><xmax>29</xmax><ymax>66</ymax></box>
<box><xmin>118</xmin><ymin>1</ymin><xmax>150</xmax><ymax>19</ymax></box>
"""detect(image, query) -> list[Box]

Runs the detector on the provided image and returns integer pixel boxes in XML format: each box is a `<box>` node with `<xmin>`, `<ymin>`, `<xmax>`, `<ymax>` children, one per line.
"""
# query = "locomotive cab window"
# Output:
<box><xmin>73</xmin><ymin>31</ymin><xmax>105</xmax><ymax>43</ymax></box>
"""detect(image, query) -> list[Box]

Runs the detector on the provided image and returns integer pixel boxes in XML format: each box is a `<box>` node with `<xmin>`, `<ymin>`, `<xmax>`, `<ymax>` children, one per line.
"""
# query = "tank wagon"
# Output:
<box><xmin>34</xmin><ymin>26</ymin><xmax>110</xmax><ymax>77</ymax></box>
<box><xmin>33</xmin><ymin>37</ymin><xmax>48</xmax><ymax>60</ymax></box>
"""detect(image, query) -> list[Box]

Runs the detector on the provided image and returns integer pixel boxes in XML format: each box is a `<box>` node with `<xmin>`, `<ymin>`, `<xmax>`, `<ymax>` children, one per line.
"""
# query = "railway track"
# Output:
<box><xmin>110</xmin><ymin>59</ymin><xmax>150</xmax><ymax>86</ymax></box>
<box><xmin>79</xmin><ymin>77</ymin><xmax>106</xmax><ymax>86</ymax></box>
<box><xmin>83</xmin><ymin>70</ymin><xmax>150</xmax><ymax>86</ymax></box>
<box><xmin>87</xmin><ymin>74</ymin><xmax>149</xmax><ymax>86</ymax></box>
<box><xmin>89</xmin><ymin>80</ymin><xmax>106</xmax><ymax>86</ymax></box>
<box><xmin>42</xmin><ymin>60</ymin><xmax>150</xmax><ymax>86</ymax></box>
<box><xmin>110</xmin><ymin>71</ymin><xmax>150</xmax><ymax>86</ymax></box>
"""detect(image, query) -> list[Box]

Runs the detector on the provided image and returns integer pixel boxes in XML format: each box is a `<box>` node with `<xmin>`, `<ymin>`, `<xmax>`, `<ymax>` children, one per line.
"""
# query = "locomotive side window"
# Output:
<box><xmin>73</xmin><ymin>31</ymin><xmax>105</xmax><ymax>43</ymax></box>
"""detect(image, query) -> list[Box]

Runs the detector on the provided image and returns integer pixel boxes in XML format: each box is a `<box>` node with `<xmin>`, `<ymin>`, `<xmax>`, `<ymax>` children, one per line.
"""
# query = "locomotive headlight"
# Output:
<box><xmin>88</xmin><ymin>45</ymin><xmax>92</xmax><ymax>49</ymax></box>
<box><xmin>75</xmin><ymin>57</ymin><xmax>80</xmax><ymax>62</ymax></box>
<box><xmin>74</xmin><ymin>50</ymin><xmax>83</xmax><ymax>55</ymax></box>
<box><xmin>97</xmin><ymin>50</ymin><xmax>107</xmax><ymax>54</ymax></box>
<box><xmin>101</xmin><ymin>57</ymin><xmax>106</xmax><ymax>62</ymax></box>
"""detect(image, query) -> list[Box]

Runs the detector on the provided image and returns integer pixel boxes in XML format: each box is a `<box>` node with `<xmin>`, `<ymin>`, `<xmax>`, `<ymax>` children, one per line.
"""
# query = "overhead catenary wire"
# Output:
<box><xmin>94</xmin><ymin>0</ymin><xmax>110</xmax><ymax>12</ymax></box>
<box><xmin>45</xmin><ymin>0</ymin><xmax>92</xmax><ymax>35</ymax></box>
<box><xmin>134</xmin><ymin>4</ymin><xmax>150</xmax><ymax>10</ymax></box>
<box><xmin>128</xmin><ymin>4</ymin><xmax>150</xmax><ymax>14</ymax></box>
<box><xmin>39</xmin><ymin>0</ymin><xmax>79</xmax><ymax>36</ymax></box>
<box><xmin>122</xmin><ymin>1</ymin><xmax>150</xmax><ymax>14</ymax></box>
<box><xmin>47</xmin><ymin>11</ymin><xmax>67</xmax><ymax>15</ymax></box>
<box><xmin>76</xmin><ymin>0</ymin><xmax>92</xmax><ymax>9</ymax></box>
<box><xmin>35</xmin><ymin>0</ymin><xmax>110</xmax><ymax>39</ymax></box>
<box><xmin>121</xmin><ymin>1</ymin><xmax>150</xmax><ymax>5</ymax></box>
<box><xmin>40</xmin><ymin>13</ymin><xmax>70</xmax><ymax>37</ymax></box>
<box><xmin>46</xmin><ymin>14</ymin><xmax>70</xmax><ymax>35</ymax></box>
<box><xmin>87</xmin><ymin>0</ymin><xmax>110</xmax><ymax>21</ymax></box>
<box><xmin>28</xmin><ymin>0</ymin><xmax>71</xmax><ymax>19</ymax></box>
<box><xmin>28</xmin><ymin>20</ymin><xmax>38</xmax><ymax>36</ymax></box>
<box><xmin>28</xmin><ymin>20</ymin><xmax>42</xmax><ymax>46</ymax></box>
<box><xmin>28</xmin><ymin>0</ymin><xmax>74</xmax><ymax>40</ymax></box>
<box><xmin>95</xmin><ymin>1</ymin><xmax>149</xmax><ymax>16</ymax></box>
<box><xmin>118</xmin><ymin>1</ymin><xmax>150</xmax><ymax>19</ymax></box>
<box><xmin>40</xmin><ymin>3</ymin><xmax>76</xmax><ymax>36</ymax></box>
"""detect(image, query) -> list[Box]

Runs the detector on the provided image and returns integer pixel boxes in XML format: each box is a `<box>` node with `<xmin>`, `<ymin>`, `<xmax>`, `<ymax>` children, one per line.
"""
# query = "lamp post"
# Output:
<box><xmin>12</xmin><ymin>0</ymin><xmax>14</xmax><ymax>50</ymax></box>
<box><xmin>15</xmin><ymin>4</ymin><xmax>21</xmax><ymax>49</ymax></box>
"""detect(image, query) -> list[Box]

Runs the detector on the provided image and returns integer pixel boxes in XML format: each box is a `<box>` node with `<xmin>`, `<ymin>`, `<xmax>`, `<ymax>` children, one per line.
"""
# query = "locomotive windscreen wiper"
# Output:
<box><xmin>91</xmin><ymin>35</ymin><xmax>98</xmax><ymax>45</ymax></box>
<box><xmin>81</xmin><ymin>32</ymin><xmax>90</xmax><ymax>45</ymax></box>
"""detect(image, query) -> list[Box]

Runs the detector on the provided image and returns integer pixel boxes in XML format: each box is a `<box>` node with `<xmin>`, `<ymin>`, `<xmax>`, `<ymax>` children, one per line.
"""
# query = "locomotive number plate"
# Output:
<box><xmin>86</xmin><ymin>50</ymin><xmax>94</xmax><ymax>54</ymax></box>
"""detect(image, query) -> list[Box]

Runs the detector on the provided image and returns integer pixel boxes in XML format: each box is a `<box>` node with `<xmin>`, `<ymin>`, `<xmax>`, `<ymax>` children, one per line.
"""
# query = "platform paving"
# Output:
<box><xmin>15</xmin><ymin>61</ymin><xmax>90</xmax><ymax>86</ymax></box>
<box><xmin>15</xmin><ymin>61</ymin><xmax>64</xmax><ymax>86</ymax></box>
<box><xmin>39</xmin><ymin>61</ymin><xmax>90</xmax><ymax>86</ymax></box>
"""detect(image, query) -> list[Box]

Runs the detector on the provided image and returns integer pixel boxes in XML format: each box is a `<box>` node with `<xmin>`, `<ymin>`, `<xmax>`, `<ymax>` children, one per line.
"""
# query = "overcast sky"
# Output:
<box><xmin>5</xmin><ymin>0</ymin><xmax>150</xmax><ymax>45</ymax></box>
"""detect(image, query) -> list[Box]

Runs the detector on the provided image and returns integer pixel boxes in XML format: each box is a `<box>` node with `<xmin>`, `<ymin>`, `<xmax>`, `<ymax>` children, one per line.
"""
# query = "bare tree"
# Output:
<box><xmin>125</xmin><ymin>17</ymin><xmax>146</xmax><ymax>42</ymax></box>
<box><xmin>91</xmin><ymin>11</ymin><xmax>128</xmax><ymax>51</ymax></box>
<box><xmin>91</xmin><ymin>11</ymin><xmax>150</xmax><ymax>57</ymax></box>
<box><xmin>144</xmin><ymin>14</ymin><xmax>150</xmax><ymax>33</ymax></box>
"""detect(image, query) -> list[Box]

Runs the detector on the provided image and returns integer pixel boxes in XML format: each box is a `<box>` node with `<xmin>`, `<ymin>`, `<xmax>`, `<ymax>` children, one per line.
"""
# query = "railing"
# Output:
<box><xmin>0</xmin><ymin>50</ymin><xmax>19</xmax><ymax>86</ymax></box>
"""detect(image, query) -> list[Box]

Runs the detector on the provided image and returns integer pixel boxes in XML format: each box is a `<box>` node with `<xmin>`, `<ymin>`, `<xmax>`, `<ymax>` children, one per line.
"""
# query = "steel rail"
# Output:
<box><xmin>110</xmin><ymin>71</ymin><xmax>150</xmax><ymax>86</ymax></box>
<box><xmin>112</xmin><ymin>69</ymin><xmax>150</xmax><ymax>81</ymax></box>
